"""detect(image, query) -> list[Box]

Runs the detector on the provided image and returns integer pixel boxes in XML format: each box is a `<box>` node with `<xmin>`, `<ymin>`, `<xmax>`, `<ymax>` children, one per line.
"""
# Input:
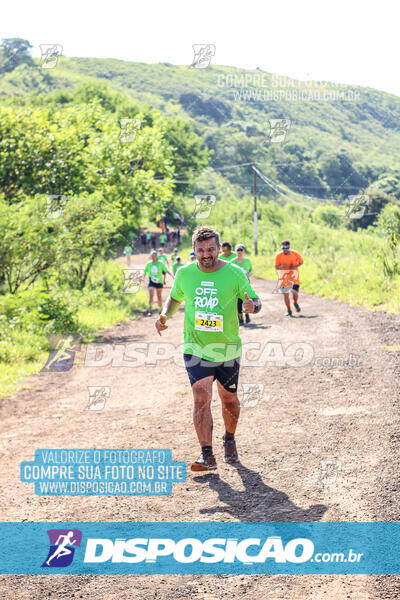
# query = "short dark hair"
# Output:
<box><xmin>281</xmin><ymin>240</ymin><xmax>290</xmax><ymax>246</ymax></box>
<box><xmin>221</xmin><ymin>241</ymin><xmax>232</xmax><ymax>250</ymax></box>
<box><xmin>192</xmin><ymin>226</ymin><xmax>220</xmax><ymax>247</ymax></box>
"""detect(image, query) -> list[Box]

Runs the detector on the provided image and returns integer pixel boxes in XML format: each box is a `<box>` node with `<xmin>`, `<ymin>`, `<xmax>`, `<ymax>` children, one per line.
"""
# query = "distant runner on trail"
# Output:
<box><xmin>275</xmin><ymin>240</ymin><xmax>303</xmax><ymax>316</ymax></box>
<box><xmin>160</xmin><ymin>232</ymin><xmax>167</xmax><ymax>248</ymax></box>
<box><xmin>157</xmin><ymin>248</ymin><xmax>169</xmax><ymax>284</ymax></box>
<box><xmin>219</xmin><ymin>241</ymin><xmax>237</xmax><ymax>263</ymax></box>
<box><xmin>171</xmin><ymin>247</ymin><xmax>179</xmax><ymax>264</ymax></box>
<box><xmin>189</xmin><ymin>251</ymin><xmax>196</xmax><ymax>262</ymax></box>
<box><xmin>155</xmin><ymin>226</ymin><xmax>262</xmax><ymax>472</ymax></box>
<box><xmin>231</xmin><ymin>244</ymin><xmax>253</xmax><ymax>325</ymax></box>
<box><xmin>123</xmin><ymin>244</ymin><xmax>132</xmax><ymax>266</ymax></box>
<box><xmin>144</xmin><ymin>250</ymin><xmax>172</xmax><ymax>316</ymax></box>
<box><xmin>172</xmin><ymin>256</ymin><xmax>184</xmax><ymax>276</ymax></box>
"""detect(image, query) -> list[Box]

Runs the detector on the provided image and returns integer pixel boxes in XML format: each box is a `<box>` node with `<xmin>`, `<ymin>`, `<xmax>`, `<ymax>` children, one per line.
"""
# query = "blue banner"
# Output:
<box><xmin>0</xmin><ymin>522</ymin><xmax>399</xmax><ymax>574</ymax></box>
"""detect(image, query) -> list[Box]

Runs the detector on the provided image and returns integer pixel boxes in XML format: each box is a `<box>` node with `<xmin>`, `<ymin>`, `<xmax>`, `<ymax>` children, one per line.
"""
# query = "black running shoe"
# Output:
<box><xmin>245</xmin><ymin>313</ymin><xmax>250</xmax><ymax>324</ymax></box>
<box><xmin>223</xmin><ymin>435</ymin><xmax>239</xmax><ymax>463</ymax></box>
<box><xmin>191</xmin><ymin>452</ymin><xmax>217</xmax><ymax>472</ymax></box>
<box><xmin>294</xmin><ymin>302</ymin><xmax>301</xmax><ymax>312</ymax></box>
<box><xmin>238</xmin><ymin>315</ymin><xmax>244</xmax><ymax>326</ymax></box>
<box><xmin>285</xmin><ymin>309</ymin><xmax>292</xmax><ymax>316</ymax></box>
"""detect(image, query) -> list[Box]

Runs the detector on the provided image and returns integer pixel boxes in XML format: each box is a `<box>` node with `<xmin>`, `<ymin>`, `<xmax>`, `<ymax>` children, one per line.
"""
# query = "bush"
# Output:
<box><xmin>313</xmin><ymin>203</ymin><xmax>344</xmax><ymax>229</ymax></box>
<box><xmin>38</xmin><ymin>295</ymin><xmax>78</xmax><ymax>333</ymax></box>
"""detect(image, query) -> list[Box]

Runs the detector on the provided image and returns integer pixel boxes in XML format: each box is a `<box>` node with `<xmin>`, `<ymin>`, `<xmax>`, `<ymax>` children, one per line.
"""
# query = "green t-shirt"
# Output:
<box><xmin>157</xmin><ymin>253</ymin><xmax>168</xmax><ymax>265</ymax></box>
<box><xmin>160</xmin><ymin>233</ymin><xmax>167</xmax><ymax>243</ymax></box>
<box><xmin>145</xmin><ymin>232</ymin><xmax>152</xmax><ymax>240</ymax></box>
<box><xmin>144</xmin><ymin>260</ymin><xmax>167</xmax><ymax>284</ymax></box>
<box><xmin>172</xmin><ymin>262</ymin><xmax>184</xmax><ymax>275</ymax></box>
<box><xmin>170</xmin><ymin>261</ymin><xmax>259</xmax><ymax>362</ymax></box>
<box><xmin>124</xmin><ymin>246</ymin><xmax>132</xmax><ymax>256</ymax></box>
<box><xmin>219</xmin><ymin>251</ymin><xmax>237</xmax><ymax>263</ymax></box>
<box><xmin>231</xmin><ymin>257</ymin><xmax>252</xmax><ymax>275</ymax></box>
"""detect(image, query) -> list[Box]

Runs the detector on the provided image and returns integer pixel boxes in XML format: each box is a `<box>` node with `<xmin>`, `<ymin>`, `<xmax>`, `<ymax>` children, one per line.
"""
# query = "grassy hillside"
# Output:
<box><xmin>2</xmin><ymin>57</ymin><xmax>400</xmax><ymax>202</ymax></box>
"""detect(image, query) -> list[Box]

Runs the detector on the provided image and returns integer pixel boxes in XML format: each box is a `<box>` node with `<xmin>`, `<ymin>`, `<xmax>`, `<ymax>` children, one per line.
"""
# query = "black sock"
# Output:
<box><xmin>225</xmin><ymin>431</ymin><xmax>235</xmax><ymax>441</ymax></box>
<box><xmin>202</xmin><ymin>445</ymin><xmax>213</xmax><ymax>456</ymax></box>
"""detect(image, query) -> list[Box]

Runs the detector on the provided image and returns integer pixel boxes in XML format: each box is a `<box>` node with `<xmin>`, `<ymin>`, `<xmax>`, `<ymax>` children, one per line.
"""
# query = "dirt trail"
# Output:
<box><xmin>1</xmin><ymin>252</ymin><xmax>399</xmax><ymax>599</ymax></box>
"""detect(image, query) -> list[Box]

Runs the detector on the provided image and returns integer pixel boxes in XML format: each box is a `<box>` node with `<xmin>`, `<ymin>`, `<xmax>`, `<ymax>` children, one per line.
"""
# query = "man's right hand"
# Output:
<box><xmin>155</xmin><ymin>314</ymin><xmax>168</xmax><ymax>336</ymax></box>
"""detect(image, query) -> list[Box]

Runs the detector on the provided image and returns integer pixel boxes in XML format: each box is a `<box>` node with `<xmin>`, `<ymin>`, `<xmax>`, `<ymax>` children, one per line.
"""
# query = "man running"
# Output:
<box><xmin>172</xmin><ymin>256</ymin><xmax>184</xmax><ymax>276</ymax></box>
<box><xmin>189</xmin><ymin>251</ymin><xmax>196</xmax><ymax>262</ymax></box>
<box><xmin>219</xmin><ymin>241</ymin><xmax>237</xmax><ymax>262</ymax></box>
<box><xmin>144</xmin><ymin>250</ymin><xmax>172</xmax><ymax>316</ymax></box>
<box><xmin>157</xmin><ymin>247</ymin><xmax>169</xmax><ymax>284</ymax></box>
<box><xmin>171</xmin><ymin>247</ymin><xmax>179</xmax><ymax>264</ymax></box>
<box><xmin>155</xmin><ymin>226</ymin><xmax>262</xmax><ymax>471</ymax></box>
<box><xmin>231</xmin><ymin>244</ymin><xmax>253</xmax><ymax>325</ymax></box>
<box><xmin>123</xmin><ymin>243</ymin><xmax>132</xmax><ymax>265</ymax></box>
<box><xmin>275</xmin><ymin>240</ymin><xmax>303</xmax><ymax>316</ymax></box>
<box><xmin>160</xmin><ymin>231</ymin><xmax>167</xmax><ymax>248</ymax></box>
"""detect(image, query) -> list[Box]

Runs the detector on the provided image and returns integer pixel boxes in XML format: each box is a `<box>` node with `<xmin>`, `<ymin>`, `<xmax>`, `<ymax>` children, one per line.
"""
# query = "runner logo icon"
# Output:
<box><xmin>42</xmin><ymin>529</ymin><xmax>82</xmax><ymax>567</ymax></box>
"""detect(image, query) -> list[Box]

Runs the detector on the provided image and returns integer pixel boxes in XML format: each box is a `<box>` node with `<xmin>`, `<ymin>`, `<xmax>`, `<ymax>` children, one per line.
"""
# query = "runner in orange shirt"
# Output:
<box><xmin>275</xmin><ymin>240</ymin><xmax>303</xmax><ymax>316</ymax></box>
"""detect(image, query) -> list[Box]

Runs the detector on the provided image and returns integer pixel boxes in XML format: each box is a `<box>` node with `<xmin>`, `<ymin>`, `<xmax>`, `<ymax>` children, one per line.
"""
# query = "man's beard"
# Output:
<box><xmin>199</xmin><ymin>255</ymin><xmax>217</xmax><ymax>269</ymax></box>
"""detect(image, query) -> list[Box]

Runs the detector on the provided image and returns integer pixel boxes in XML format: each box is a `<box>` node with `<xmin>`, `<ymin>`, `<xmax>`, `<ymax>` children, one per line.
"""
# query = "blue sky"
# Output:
<box><xmin>3</xmin><ymin>0</ymin><xmax>400</xmax><ymax>97</ymax></box>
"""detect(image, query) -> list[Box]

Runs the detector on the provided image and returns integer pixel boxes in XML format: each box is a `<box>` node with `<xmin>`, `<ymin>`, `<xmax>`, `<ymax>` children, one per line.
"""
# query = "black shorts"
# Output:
<box><xmin>148</xmin><ymin>281</ymin><xmax>163</xmax><ymax>289</ymax></box>
<box><xmin>292</xmin><ymin>284</ymin><xmax>300</xmax><ymax>292</ymax></box>
<box><xmin>183</xmin><ymin>353</ymin><xmax>241</xmax><ymax>393</ymax></box>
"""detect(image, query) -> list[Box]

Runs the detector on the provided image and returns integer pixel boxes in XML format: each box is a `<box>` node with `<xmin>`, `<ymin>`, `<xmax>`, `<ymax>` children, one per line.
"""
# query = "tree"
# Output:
<box><xmin>161</xmin><ymin>116</ymin><xmax>209</xmax><ymax>193</ymax></box>
<box><xmin>0</xmin><ymin>38</ymin><xmax>34</xmax><ymax>73</ymax></box>
<box><xmin>0</xmin><ymin>195</ymin><xmax>59</xmax><ymax>294</ymax></box>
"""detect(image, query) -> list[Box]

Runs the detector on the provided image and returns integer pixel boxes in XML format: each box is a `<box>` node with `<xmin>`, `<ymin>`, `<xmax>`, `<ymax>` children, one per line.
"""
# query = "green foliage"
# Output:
<box><xmin>345</xmin><ymin>188</ymin><xmax>395</xmax><ymax>230</ymax></box>
<box><xmin>1</xmin><ymin>55</ymin><xmax>399</xmax><ymax>204</ymax></box>
<box><xmin>0</xmin><ymin>38</ymin><xmax>34</xmax><ymax>73</ymax></box>
<box><xmin>0</xmin><ymin>194</ymin><xmax>59</xmax><ymax>293</ymax></box>
<box><xmin>37</xmin><ymin>294</ymin><xmax>78</xmax><ymax>333</ymax></box>
<box><xmin>375</xmin><ymin>204</ymin><xmax>400</xmax><ymax>278</ymax></box>
<box><xmin>313</xmin><ymin>203</ymin><xmax>344</xmax><ymax>228</ymax></box>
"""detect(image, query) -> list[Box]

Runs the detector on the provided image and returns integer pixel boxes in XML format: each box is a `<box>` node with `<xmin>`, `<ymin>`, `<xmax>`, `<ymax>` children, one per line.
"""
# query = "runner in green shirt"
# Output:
<box><xmin>157</xmin><ymin>248</ymin><xmax>169</xmax><ymax>284</ymax></box>
<box><xmin>144</xmin><ymin>251</ymin><xmax>172</xmax><ymax>316</ymax></box>
<box><xmin>172</xmin><ymin>256</ymin><xmax>184</xmax><ymax>275</ymax></box>
<box><xmin>123</xmin><ymin>244</ymin><xmax>132</xmax><ymax>265</ymax></box>
<box><xmin>219</xmin><ymin>241</ymin><xmax>237</xmax><ymax>263</ymax></box>
<box><xmin>171</xmin><ymin>247</ymin><xmax>179</xmax><ymax>264</ymax></box>
<box><xmin>159</xmin><ymin>232</ymin><xmax>167</xmax><ymax>248</ymax></box>
<box><xmin>231</xmin><ymin>243</ymin><xmax>253</xmax><ymax>325</ymax></box>
<box><xmin>155</xmin><ymin>226</ymin><xmax>262</xmax><ymax>472</ymax></box>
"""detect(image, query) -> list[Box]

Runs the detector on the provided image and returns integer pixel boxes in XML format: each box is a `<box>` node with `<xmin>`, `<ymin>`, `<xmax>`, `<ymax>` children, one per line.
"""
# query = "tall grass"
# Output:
<box><xmin>0</xmin><ymin>259</ymin><xmax>147</xmax><ymax>398</ymax></box>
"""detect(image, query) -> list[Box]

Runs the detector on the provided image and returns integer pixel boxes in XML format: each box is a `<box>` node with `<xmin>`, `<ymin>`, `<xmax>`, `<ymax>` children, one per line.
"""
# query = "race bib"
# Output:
<box><xmin>151</xmin><ymin>276</ymin><xmax>160</xmax><ymax>283</ymax></box>
<box><xmin>194</xmin><ymin>311</ymin><xmax>223</xmax><ymax>332</ymax></box>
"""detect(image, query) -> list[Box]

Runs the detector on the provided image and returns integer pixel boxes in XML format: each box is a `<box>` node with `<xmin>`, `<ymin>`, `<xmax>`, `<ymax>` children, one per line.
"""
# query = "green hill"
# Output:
<box><xmin>2</xmin><ymin>56</ymin><xmax>400</xmax><ymax>202</ymax></box>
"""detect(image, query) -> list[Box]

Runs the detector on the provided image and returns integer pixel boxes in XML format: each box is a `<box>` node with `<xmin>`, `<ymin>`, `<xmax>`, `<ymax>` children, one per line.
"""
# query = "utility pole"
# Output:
<box><xmin>252</xmin><ymin>164</ymin><xmax>258</xmax><ymax>256</ymax></box>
